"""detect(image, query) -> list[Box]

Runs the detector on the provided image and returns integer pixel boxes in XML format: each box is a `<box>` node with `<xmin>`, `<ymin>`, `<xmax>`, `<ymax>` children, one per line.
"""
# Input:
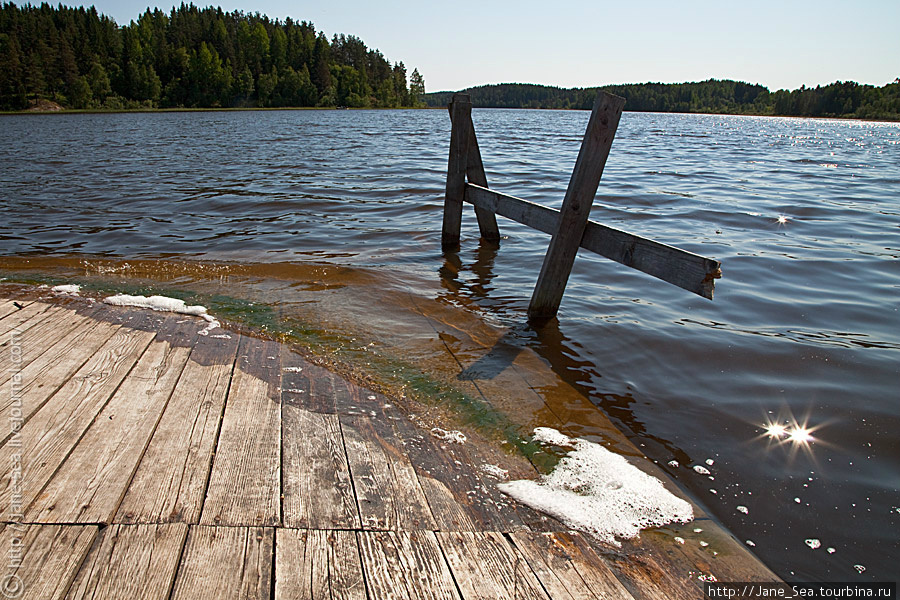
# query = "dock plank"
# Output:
<box><xmin>341</xmin><ymin>415</ymin><xmax>436</xmax><ymax>531</ymax></box>
<box><xmin>0</xmin><ymin>314</ymin><xmax>121</xmax><ymax>436</ymax></box>
<box><xmin>0</xmin><ymin>325</ymin><xmax>155</xmax><ymax>517</ymax></box>
<box><xmin>0</xmin><ymin>299</ymin><xmax>52</xmax><ymax>337</ymax></box>
<box><xmin>282</xmin><ymin>407</ymin><xmax>360</xmax><ymax>529</ymax></box>
<box><xmin>116</xmin><ymin>333</ymin><xmax>239</xmax><ymax>524</ymax></box>
<box><xmin>0</xmin><ymin>524</ymin><xmax>97</xmax><ymax>600</ymax></box>
<box><xmin>170</xmin><ymin>525</ymin><xmax>273</xmax><ymax>600</ymax></box>
<box><xmin>65</xmin><ymin>523</ymin><xmax>189</xmax><ymax>600</ymax></box>
<box><xmin>358</xmin><ymin>530</ymin><xmax>461</xmax><ymax>600</ymax></box>
<box><xmin>437</xmin><ymin>531</ymin><xmax>550</xmax><ymax>600</ymax></box>
<box><xmin>275</xmin><ymin>529</ymin><xmax>366</xmax><ymax>600</ymax></box>
<box><xmin>0</xmin><ymin>298</ymin><xmax>30</xmax><ymax>320</ymax></box>
<box><xmin>0</xmin><ymin>304</ymin><xmax>93</xmax><ymax>380</ymax></box>
<box><xmin>27</xmin><ymin>325</ymin><xmax>192</xmax><ymax>523</ymax></box>
<box><xmin>200</xmin><ymin>335</ymin><xmax>281</xmax><ymax>526</ymax></box>
<box><xmin>509</xmin><ymin>531</ymin><xmax>636</xmax><ymax>600</ymax></box>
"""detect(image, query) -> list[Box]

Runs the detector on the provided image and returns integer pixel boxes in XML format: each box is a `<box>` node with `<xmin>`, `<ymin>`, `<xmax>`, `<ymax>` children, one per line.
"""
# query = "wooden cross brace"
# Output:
<box><xmin>442</xmin><ymin>92</ymin><xmax>722</xmax><ymax>321</ymax></box>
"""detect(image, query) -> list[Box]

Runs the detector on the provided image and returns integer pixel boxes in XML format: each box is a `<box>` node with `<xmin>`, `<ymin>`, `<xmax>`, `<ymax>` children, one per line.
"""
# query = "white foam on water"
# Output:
<box><xmin>497</xmin><ymin>428</ymin><xmax>693</xmax><ymax>547</ymax></box>
<box><xmin>430</xmin><ymin>428</ymin><xmax>466</xmax><ymax>444</ymax></box>
<box><xmin>103</xmin><ymin>294</ymin><xmax>221</xmax><ymax>335</ymax></box>
<box><xmin>805</xmin><ymin>538</ymin><xmax>821</xmax><ymax>549</ymax></box>
<box><xmin>667</xmin><ymin>460</ymin><xmax>680</xmax><ymax>468</ymax></box>
<box><xmin>737</xmin><ymin>505</ymin><xmax>749</xmax><ymax>514</ymax></box>
<box><xmin>51</xmin><ymin>284</ymin><xmax>81</xmax><ymax>295</ymax></box>
<box><xmin>693</xmin><ymin>465</ymin><xmax>711</xmax><ymax>475</ymax></box>
<box><xmin>480</xmin><ymin>464</ymin><xmax>509</xmax><ymax>480</ymax></box>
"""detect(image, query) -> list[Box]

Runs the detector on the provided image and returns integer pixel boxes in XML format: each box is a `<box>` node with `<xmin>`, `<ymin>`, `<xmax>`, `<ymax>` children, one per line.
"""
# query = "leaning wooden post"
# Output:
<box><xmin>464</xmin><ymin>121</ymin><xmax>501</xmax><ymax>243</ymax></box>
<box><xmin>528</xmin><ymin>92</ymin><xmax>625</xmax><ymax>321</ymax></box>
<box><xmin>443</xmin><ymin>94</ymin><xmax>472</xmax><ymax>249</ymax></box>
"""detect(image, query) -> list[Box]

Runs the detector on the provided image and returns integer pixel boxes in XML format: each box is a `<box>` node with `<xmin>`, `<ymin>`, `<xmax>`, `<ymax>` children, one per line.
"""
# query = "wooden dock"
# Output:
<box><xmin>0</xmin><ymin>291</ymin><xmax>777</xmax><ymax>599</ymax></box>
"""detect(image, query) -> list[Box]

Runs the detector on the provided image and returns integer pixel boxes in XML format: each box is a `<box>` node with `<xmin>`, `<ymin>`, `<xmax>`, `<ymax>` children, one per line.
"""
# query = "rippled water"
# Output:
<box><xmin>2</xmin><ymin>109</ymin><xmax>898</xmax><ymax>581</ymax></box>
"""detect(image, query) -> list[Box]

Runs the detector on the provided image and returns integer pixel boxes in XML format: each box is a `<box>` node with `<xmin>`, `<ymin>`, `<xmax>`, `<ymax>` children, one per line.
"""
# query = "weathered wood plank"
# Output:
<box><xmin>508</xmin><ymin>531</ymin><xmax>635</xmax><ymax>600</ymax></box>
<box><xmin>115</xmin><ymin>333</ymin><xmax>239</xmax><ymax>524</ymax></box>
<box><xmin>282</xmin><ymin>408</ymin><xmax>360</xmax><ymax>529</ymax></box>
<box><xmin>200</xmin><ymin>335</ymin><xmax>282</xmax><ymax>527</ymax></box>
<box><xmin>529</xmin><ymin>92</ymin><xmax>626</xmax><ymax>319</ymax></box>
<box><xmin>65</xmin><ymin>523</ymin><xmax>189</xmax><ymax>600</ymax></box>
<box><xmin>0</xmin><ymin>524</ymin><xmax>98</xmax><ymax>600</ymax></box>
<box><xmin>465</xmin><ymin>184</ymin><xmax>721</xmax><ymax>299</ymax></box>
<box><xmin>170</xmin><ymin>525</ymin><xmax>273</xmax><ymax>600</ymax></box>
<box><xmin>0</xmin><ymin>313</ymin><xmax>121</xmax><ymax>436</ymax></box>
<box><xmin>0</xmin><ymin>299</ymin><xmax>52</xmax><ymax>337</ymax></box>
<box><xmin>447</xmin><ymin>101</ymin><xmax>501</xmax><ymax>243</ymax></box>
<box><xmin>0</xmin><ymin>304</ymin><xmax>90</xmax><ymax>379</ymax></box>
<box><xmin>341</xmin><ymin>415</ymin><xmax>436</xmax><ymax>531</ymax></box>
<box><xmin>0</xmin><ymin>298</ymin><xmax>30</xmax><ymax>320</ymax></box>
<box><xmin>358</xmin><ymin>530</ymin><xmax>461</xmax><ymax>600</ymax></box>
<box><xmin>437</xmin><ymin>531</ymin><xmax>550</xmax><ymax>600</ymax></box>
<box><xmin>27</xmin><ymin>324</ymin><xmax>193</xmax><ymax>523</ymax></box>
<box><xmin>0</xmin><ymin>324</ymin><xmax>155</xmax><ymax>517</ymax></box>
<box><xmin>443</xmin><ymin>93</ymin><xmax>472</xmax><ymax>249</ymax></box>
<box><xmin>275</xmin><ymin>529</ymin><xmax>366</xmax><ymax>600</ymax></box>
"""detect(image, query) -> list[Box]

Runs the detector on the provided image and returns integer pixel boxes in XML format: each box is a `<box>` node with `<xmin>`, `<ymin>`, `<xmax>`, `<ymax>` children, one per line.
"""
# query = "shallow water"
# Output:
<box><xmin>1</xmin><ymin>109</ymin><xmax>898</xmax><ymax>581</ymax></box>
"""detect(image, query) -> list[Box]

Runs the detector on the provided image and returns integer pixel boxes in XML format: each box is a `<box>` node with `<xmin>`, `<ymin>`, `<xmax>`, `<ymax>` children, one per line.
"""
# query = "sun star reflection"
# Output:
<box><xmin>777</xmin><ymin>214</ymin><xmax>789</xmax><ymax>225</ymax></box>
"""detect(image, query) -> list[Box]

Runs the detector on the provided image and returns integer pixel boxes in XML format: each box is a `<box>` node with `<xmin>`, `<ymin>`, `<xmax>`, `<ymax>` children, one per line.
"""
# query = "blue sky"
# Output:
<box><xmin>87</xmin><ymin>0</ymin><xmax>899</xmax><ymax>93</ymax></box>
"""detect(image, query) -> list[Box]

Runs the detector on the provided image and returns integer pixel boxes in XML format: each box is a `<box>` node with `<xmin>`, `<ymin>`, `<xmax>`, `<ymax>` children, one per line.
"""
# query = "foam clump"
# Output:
<box><xmin>51</xmin><ymin>284</ymin><xmax>81</xmax><ymax>295</ymax></box>
<box><xmin>104</xmin><ymin>294</ymin><xmax>220</xmax><ymax>335</ymax></box>
<box><xmin>498</xmin><ymin>428</ymin><xmax>693</xmax><ymax>547</ymax></box>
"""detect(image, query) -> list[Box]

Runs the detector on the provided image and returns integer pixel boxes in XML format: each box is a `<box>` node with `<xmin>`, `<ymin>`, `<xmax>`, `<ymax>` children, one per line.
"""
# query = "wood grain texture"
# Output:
<box><xmin>282</xmin><ymin>408</ymin><xmax>360</xmax><ymax>529</ymax></box>
<box><xmin>341</xmin><ymin>415</ymin><xmax>436</xmax><ymax>531</ymax></box>
<box><xmin>465</xmin><ymin>183</ymin><xmax>720</xmax><ymax>299</ymax></box>
<box><xmin>529</xmin><ymin>91</ymin><xmax>625</xmax><ymax>319</ymax></box>
<box><xmin>0</xmin><ymin>324</ymin><xmax>154</xmax><ymax>517</ymax></box>
<box><xmin>0</xmin><ymin>298</ymin><xmax>29</xmax><ymax>320</ymax></box>
<box><xmin>275</xmin><ymin>529</ymin><xmax>366</xmax><ymax>600</ymax></box>
<box><xmin>65</xmin><ymin>523</ymin><xmax>189</xmax><ymax>600</ymax></box>
<box><xmin>437</xmin><ymin>531</ymin><xmax>550</xmax><ymax>600</ymax></box>
<box><xmin>509</xmin><ymin>531</ymin><xmax>635</xmax><ymax>600</ymax></box>
<box><xmin>200</xmin><ymin>335</ymin><xmax>282</xmax><ymax>526</ymax></box>
<box><xmin>0</xmin><ymin>304</ymin><xmax>92</xmax><ymax>380</ymax></box>
<box><xmin>170</xmin><ymin>525</ymin><xmax>273</xmax><ymax>600</ymax></box>
<box><xmin>0</xmin><ymin>524</ymin><xmax>98</xmax><ymax>600</ymax></box>
<box><xmin>443</xmin><ymin>93</ymin><xmax>472</xmax><ymax>249</ymax></box>
<box><xmin>0</xmin><ymin>314</ymin><xmax>120</xmax><ymax>435</ymax></box>
<box><xmin>115</xmin><ymin>333</ymin><xmax>239</xmax><ymax>524</ymax></box>
<box><xmin>358</xmin><ymin>530</ymin><xmax>461</xmax><ymax>600</ymax></box>
<box><xmin>27</xmin><ymin>330</ymin><xmax>192</xmax><ymax>523</ymax></box>
<box><xmin>0</xmin><ymin>299</ymin><xmax>52</xmax><ymax>337</ymax></box>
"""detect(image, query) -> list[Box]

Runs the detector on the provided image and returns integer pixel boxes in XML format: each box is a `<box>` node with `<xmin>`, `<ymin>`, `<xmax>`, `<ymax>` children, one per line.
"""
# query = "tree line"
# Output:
<box><xmin>0</xmin><ymin>2</ymin><xmax>426</xmax><ymax>110</ymax></box>
<box><xmin>425</xmin><ymin>80</ymin><xmax>900</xmax><ymax>121</ymax></box>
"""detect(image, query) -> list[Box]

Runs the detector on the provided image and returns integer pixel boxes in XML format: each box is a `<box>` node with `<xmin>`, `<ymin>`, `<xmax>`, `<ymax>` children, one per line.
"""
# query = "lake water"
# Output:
<box><xmin>1</xmin><ymin>108</ymin><xmax>898</xmax><ymax>581</ymax></box>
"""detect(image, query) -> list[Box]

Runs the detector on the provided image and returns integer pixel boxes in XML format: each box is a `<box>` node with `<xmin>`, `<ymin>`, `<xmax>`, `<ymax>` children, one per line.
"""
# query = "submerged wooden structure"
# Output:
<box><xmin>0</xmin><ymin>290</ymin><xmax>776</xmax><ymax>599</ymax></box>
<box><xmin>442</xmin><ymin>92</ymin><xmax>723</xmax><ymax>320</ymax></box>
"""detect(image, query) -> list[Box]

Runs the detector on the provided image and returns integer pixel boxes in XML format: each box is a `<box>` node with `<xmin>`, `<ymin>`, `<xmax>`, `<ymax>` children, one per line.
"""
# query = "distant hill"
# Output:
<box><xmin>425</xmin><ymin>80</ymin><xmax>900</xmax><ymax>120</ymax></box>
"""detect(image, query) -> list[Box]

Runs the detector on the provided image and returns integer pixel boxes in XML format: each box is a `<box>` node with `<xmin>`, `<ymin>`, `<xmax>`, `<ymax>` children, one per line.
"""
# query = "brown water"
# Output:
<box><xmin>1</xmin><ymin>109</ymin><xmax>898</xmax><ymax>581</ymax></box>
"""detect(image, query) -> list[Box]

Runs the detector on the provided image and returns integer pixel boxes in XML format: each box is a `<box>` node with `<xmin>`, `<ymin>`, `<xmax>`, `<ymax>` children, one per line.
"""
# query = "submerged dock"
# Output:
<box><xmin>0</xmin><ymin>290</ymin><xmax>777</xmax><ymax>599</ymax></box>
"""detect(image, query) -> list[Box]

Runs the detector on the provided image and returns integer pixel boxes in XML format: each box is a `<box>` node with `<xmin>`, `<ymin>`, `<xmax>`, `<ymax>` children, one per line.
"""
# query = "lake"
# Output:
<box><xmin>1</xmin><ymin>108</ymin><xmax>898</xmax><ymax>581</ymax></box>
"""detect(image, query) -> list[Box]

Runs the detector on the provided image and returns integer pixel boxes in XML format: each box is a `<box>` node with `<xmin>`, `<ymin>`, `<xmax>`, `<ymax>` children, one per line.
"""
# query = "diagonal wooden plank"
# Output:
<box><xmin>358</xmin><ymin>530</ymin><xmax>461</xmax><ymax>600</ymax></box>
<box><xmin>341</xmin><ymin>415</ymin><xmax>436</xmax><ymax>531</ymax></box>
<box><xmin>275</xmin><ymin>529</ymin><xmax>366</xmax><ymax>600</ymax></box>
<box><xmin>27</xmin><ymin>323</ymin><xmax>193</xmax><ymax>523</ymax></box>
<box><xmin>282</xmin><ymin>408</ymin><xmax>360</xmax><ymax>529</ymax></box>
<box><xmin>436</xmin><ymin>531</ymin><xmax>550</xmax><ymax>600</ymax></box>
<box><xmin>170</xmin><ymin>525</ymin><xmax>273</xmax><ymax>600</ymax></box>
<box><xmin>508</xmin><ymin>531</ymin><xmax>635</xmax><ymax>600</ymax></box>
<box><xmin>0</xmin><ymin>304</ymin><xmax>90</xmax><ymax>379</ymax></box>
<box><xmin>0</xmin><ymin>524</ymin><xmax>98</xmax><ymax>600</ymax></box>
<box><xmin>200</xmin><ymin>335</ymin><xmax>281</xmax><ymax>527</ymax></box>
<box><xmin>0</xmin><ymin>298</ymin><xmax>31</xmax><ymax>320</ymax></box>
<box><xmin>0</xmin><ymin>324</ymin><xmax>155</xmax><ymax>517</ymax></box>
<box><xmin>115</xmin><ymin>333</ymin><xmax>239</xmax><ymax>525</ymax></box>
<box><xmin>0</xmin><ymin>300</ymin><xmax>52</xmax><ymax>337</ymax></box>
<box><xmin>64</xmin><ymin>523</ymin><xmax>189</xmax><ymax>600</ymax></box>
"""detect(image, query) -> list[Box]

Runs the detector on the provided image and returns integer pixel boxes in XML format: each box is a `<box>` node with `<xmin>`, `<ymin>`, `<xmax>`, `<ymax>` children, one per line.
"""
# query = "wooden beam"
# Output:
<box><xmin>465</xmin><ymin>184</ymin><xmax>720</xmax><ymax>299</ymax></box>
<box><xmin>529</xmin><ymin>92</ymin><xmax>626</xmax><ymax>320</ymax></box>
<box><xmin>442</xmin><ymin>93</ymin><xmax>472</xmax><ymax>249</ymax></box>
<box><xmin>463</xmin><ymin>114</ymin><xmax>501</xmax><ymax>243</ymax></box>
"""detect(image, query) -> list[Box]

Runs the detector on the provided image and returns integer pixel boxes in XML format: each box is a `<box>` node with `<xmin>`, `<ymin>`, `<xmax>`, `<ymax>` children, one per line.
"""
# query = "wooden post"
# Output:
<box><xmin>464</xmin><ymin>122</ymin><xmax>501</xmax><ymax>243</ymax></box>
<box><xmin>528</xmin><ymin>92</ymin><xmax>625</xmax><ymax>321</ymax></box>
<box><xmin>442</xmin><ymin>94</ymin><xmax>472</xmax><ymax>249</ymax></box>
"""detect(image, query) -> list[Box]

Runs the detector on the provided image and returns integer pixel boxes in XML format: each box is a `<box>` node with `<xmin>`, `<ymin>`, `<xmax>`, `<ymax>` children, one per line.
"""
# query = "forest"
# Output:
<box><xmin>425</xmin><ymin>80</ymin><xmax>900</xmax><ymax>121</ymax></box>
<box><xmin>0</xmin><ymin>2</ymin><xmax>426</xmax><ymax>110</ymax></box>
